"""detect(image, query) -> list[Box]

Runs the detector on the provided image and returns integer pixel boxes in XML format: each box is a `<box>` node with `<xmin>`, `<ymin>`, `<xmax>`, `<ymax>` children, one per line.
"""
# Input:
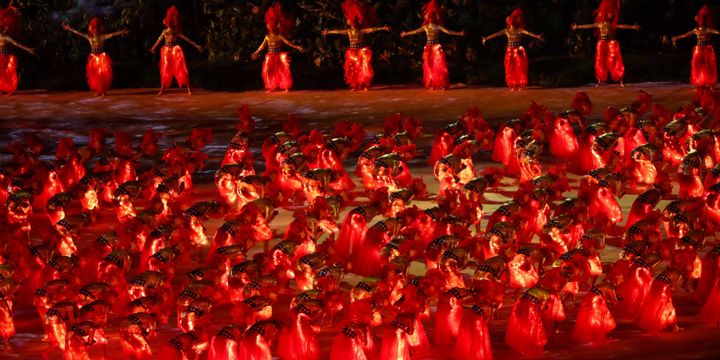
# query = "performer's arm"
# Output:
<box><xmin>251</xmin><ymin>37</ymin><xmax>268</xmax><ymax>60</ymax></box>
<box><xmin>362</xmin><ymin>25</ymin><xmax>391</xmax><ymax>34</ymax></box>
<box><xmin>482</xmin><ymin>29</ymin><xmax>505</xmax><ymax>45</ymax></box>
<box><xmin>321</xmin><ymin>29</ymin><xmax>346</xmax><ymax>36</ymax></box>
<box><xmin>103</xmin><ymin>29</ymin><xmax>129</xmax><ymax>41</ymax></box>
<box><xmin>521</xmin><ymin>30</ymin><xmax>544</xmax><ymax>41</ymax></box>
<box><xmin>571</xmin><ymin>23</ymin><xmax>598</xmax><ymax>31</ymax></box>
<box><xmin>62</xmin><ymin>23</ymin><xmax>89</xmax><ymax>40</ymax></box>
<box><xmin>3</xmin><ymin>35</ymin><xmax>35</xmax><ymax>56</ymax></box>
<box><xmin>178</xmin><ymin>33</ymin><xmax>203</xmax><ymax>52</ymax></box>
<box><xmin>707</xmin><ymin>28</ymin><xmax>720</xmax><ymax>36</ymax></box>
<box><xmin>671</xmin><ymin>29</ymin><xmax>695</xmax><ymax>46</ymax></box>
<box><xmin>282</xmin><ymin>36</ymin><xmax>306</xmax><ymax>52</ymax></box>
<box><xmin>616</xmin><ymin>24</ymin><xmax>641</xmax><ymax>31</ymax></box>
<box><xmin>150</xmin><ymin>31</ymin><xmax>165</xmax><ymax>54</ymax></box>
<box><xmin>438</xmin><ymin>25</ymin><xmax>464</xmax><ymax>37</ymax></box>
<box><xmin>400</xmin><ymin>26</ymin><xmax>425</xmax><ymax>38</ymax></box>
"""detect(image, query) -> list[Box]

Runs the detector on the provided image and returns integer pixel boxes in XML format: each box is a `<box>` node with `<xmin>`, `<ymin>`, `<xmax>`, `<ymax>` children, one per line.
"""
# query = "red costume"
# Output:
<box><xmin>691</xmin><ymin>6</ymin><xmax>716</xmax><ymax>87</ymax></box>
<box><xmin>594</xmin><ymin>0</ymin><xmax>625</xmax><ymax>83</ymax></box>
<box><xmin>636</xmin><ymin>270</ymin><xmax>681</xmax><ymax>333</ymax></box>
<box><xmin>160</xmin><ymin>7</ymin><xmax>190</xmax><ymax>89</ymax></box>
<box><xmin>505</xmin><ymin>287</ymin><xmax>549</xmax><ymax>358</ymax></box>
<box><xmin>86</xmin><ymin>18</ymin><xmax>113</xmax><ymax>94</ymax></box>
<box><xmin>0</xmin><ymin>7</ymin><xmax>20</xmax><ymax>95</ymax></box>
<box><xmin>261</xmin><ymin>3</ymin><xmax>294</xmax><ymax>91</ymax></box>
<box><xmin>422</xmin><ymin>0</ymin><xmax>449</xmax><ymax>89</ymax></box>
<box><xmin>504</xmin><ymin>10</ymin><xmax>530</xmax><ymax>89</ymax></box>
<box><xmin>572</xmin><ymin>284</ymin><xmax>617</xmax><ymax>344</ymax></box>
<box><xmin>341</xmin><ymin>0</ymin><xmax>376</xmax><ymax>90</ymax></box>
<box><xmin>454</xmin><ymin>305</ymin><xmax>492</xmax><ymax>360</ymax></box>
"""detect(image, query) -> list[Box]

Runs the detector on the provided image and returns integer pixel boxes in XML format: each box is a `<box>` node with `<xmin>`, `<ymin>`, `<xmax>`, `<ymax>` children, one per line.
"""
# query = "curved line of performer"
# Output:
<box><xmin>0</xmin><ymin>1</ymin><xmax>718</xmax><ymax>96</ymax></box>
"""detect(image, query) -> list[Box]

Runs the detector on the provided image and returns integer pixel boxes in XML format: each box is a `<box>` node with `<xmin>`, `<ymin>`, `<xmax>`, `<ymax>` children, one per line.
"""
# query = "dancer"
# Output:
<box><xmin>62</xmin><ymin>18</ymin><xmax>128</xmax><ymax>96</ymax></box>
<box><xmin>0</xmin><ymin>5</ymin><xmax>34</xmax><ymax>96</ymax></box>
<box><xmin>401</xmin><ymin>0</ymin><xmax>464</xmax><ymax>90</ymax></box>
<box><xmin>322</xmin><ymin>0</ymin><xmax>389</xmax><ymax>91</ymax></box>
<box><xmin>252</xmin><ymin>3</ymin><xmax>305</xmax><ymax>92</ymax></box>
<box><xmin>571</xmin><ymin>0</ymin><xmax>640</xmax><ymax>86</ymax></box>
<box><xmin>150</xmin><ymin>6</ymin><xmax>203</xmax><ymax>95</ymax></box>
<box><xmin>672</xmin><ymin>6</ymin><xmax>719</xmax><ymax>88</ymax></box>
<box><xmin>482</xmin><ymin>9</ymin><xmax>544</xmax><ymax>91</ymax></box>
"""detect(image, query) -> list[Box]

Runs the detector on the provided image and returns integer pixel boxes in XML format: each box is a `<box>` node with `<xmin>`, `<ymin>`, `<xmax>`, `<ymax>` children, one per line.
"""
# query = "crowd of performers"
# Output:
<box><xmin>0</xmin><ymin>1</ymin><xmax>720</xmax><ymax>96</ymax></box>
<box><xmin>2</xmin><ymin>83</ymin><xmax>720</xmax><ymax>358</ymax></box>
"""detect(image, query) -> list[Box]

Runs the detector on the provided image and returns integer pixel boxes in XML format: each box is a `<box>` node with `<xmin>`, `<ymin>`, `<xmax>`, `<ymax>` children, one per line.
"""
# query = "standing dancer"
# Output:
<box><xmin>0</xmin><ymin>5</ymin><xmax>34</xmax><ymax>96</ymax></box>
<box><xmin>672</xmin><ymin>6</ymin><xmax>719</xmax><ymax>88</ymax></box>
<box><xmin>400</xmin><ymin>0</ymin><xmax>464</xmax><ymax>90</ymax></box>
<box><xmin>150</xmin><ymin>6</ymin><xmax>203</xmax><ymax>95</ymax></box>
<box><xmin>482</xmin><ymin>9</ymin><xmax>544</xmax><ymax>91</ymax></box>
<box><xmin>252</xmin><ymin>3</ymin><xmax>305</xmax><ymax>92</ymax></box>
<box><xmin>62</xmin><ymin>18</ymin><xmax>128</xmax><ymax>96</ymax></box>
<box><xmin>322</xmin><ymin>0</ymin><xmax>390</xmax><ymax>91</ymax></box>
<box><xmin>571</xmin><ymin>0</ymin><xmax>639</xmax><ymax>86</ymax></box>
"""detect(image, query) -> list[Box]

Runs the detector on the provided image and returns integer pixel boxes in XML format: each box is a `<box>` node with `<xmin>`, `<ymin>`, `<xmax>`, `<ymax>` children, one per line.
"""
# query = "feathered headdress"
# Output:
<box><xmin>265</xmin><ymin>2</ymin><xmax>293</xmax><ymax>36</ymax></box>
<box><xmin>163</xmin><ymin>6</ymin><xmax>181</xmax><ymax>32</ymax></box>
<box><xmin>423</xmin><ymin>0</ymin><xmax>443</xmax><ymax>25</ymax></box>
<box><xmin>595</xmin><ymin>0</ymin><xmax>620</xmax><ymax>25</ymax></box>
<box><xmin>342</xmin><ymin>0</ymin><xmax>364</xmax><ymax>28</ymax></box>
<box><xmin>696</xmin><ymin>5</ymin><xmax>713</xmax><ymax>28</ymax></box>
<box><xmin>88</xmin><ymin>17</ymin><xmax>102</xmax><ymax>37</ymax></box>
<box><xmin>0</xmin><ymin>5</ymin><xmax>21</xmax><ymax>37</ymax></box>
<box><xmin>506</xmin><ymin>9</ymin><xmax>525</xmax><ymax>29</ymax></box>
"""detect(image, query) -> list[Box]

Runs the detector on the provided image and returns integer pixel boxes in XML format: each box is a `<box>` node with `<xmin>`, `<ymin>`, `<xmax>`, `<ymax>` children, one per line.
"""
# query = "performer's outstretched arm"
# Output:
<box><xmin>62</xmin><ymin>23</ymin><xmax>88</xmax><ymax>40</ymax></box>
<box><xmin>708</xmin><ymin>28</ymin><xmax>720</xmax><ymax>36</ymax></box>
<box><xmin>616</xmin><ymin>24</ymin><xmax>641</xmax><ymax>30</ymax></box>
<box><xmin>400</xmin><ymin>26</ymin><xmax>425</xmax><ymax>38</ymax></box>
<box><xmin>671</xmin><ymin>29</ymin><xmax>696</xmax><ymax>45</ymax></box>
<box><xmin>362</xmin><ymin>26</ymin><xmax>391</xmax><ymax>34</ymax></box>
<box><xmin>251</xmin><ymin>37</ymin><xmax>268</xmax><ymax>59</ymax></box>
<box><xmin>438</xmin><ymin>25</ymin><xmax>465</xmax><ymax>37</ymax></box>
<box><xmin>150</xmin><ymin>31</ymin><xmax>165</xmax><ymax>54</ymax></box>
<box><xmin>571</xmin><ymin>23</ymin><xmax>598</xmax><ymax>31</ymax></box>
<box><xmin>103</xmin><ymin>29</ymin><xmax>129</xmax><ymax>41</ymax></box>
<box><xmin>281</xmin><ymin>36</ymin><xmax>306</xmax><ymax>52</ymax></box>
<box><xmin>321</xmin><ymin>29</ymin><xmax>347</xmax><ymax>36</ymax></box>
<box><xmin>178</xmin><ymin>34</ymin><xmax>203</xmax><ymax>52</ymax></box>
<box><xmin>482</xmin><ymin>29</ymin><xmax>505</xmax><ymax>45</ymax></box>
<box><xmin>2</xmin><ymin>35</ymin><xmax>35</xmax><ymax>55</ymax></box>
<box><xmin>521</xmin><ymin>30</ymin><xmax>544</xmax><ymax>42</ymax></box>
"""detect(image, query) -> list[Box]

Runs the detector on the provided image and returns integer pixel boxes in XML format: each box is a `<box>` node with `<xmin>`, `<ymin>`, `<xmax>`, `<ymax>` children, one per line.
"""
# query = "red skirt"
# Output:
<box><xmin>572</xmin><ymin>293</ymin><xmax>616</xmax><ymax>344</ymax></box>
<box><xmin>422</xmin><ymin>44</ymin><xmax>449</xmax><ymax>89</ymax></box>
<box><xmin>505</xmin><ymin>298</ymin><xmax>546</xmax><ymax>358</ymax></box>
<box><xmin>379</xmin><ymin>328</ymin><xmax>411</xmax><ymax>360</ymax></box>
<box><xmin>334</xmin><ymin>212</ymin><xmax>367</xmax><ymax>264</ymax></box>
<box><xmin>454</xmin><ymin>311</ymin><xmax>492</xmax><ymax>360</ymax></box>
<box><xmin>434</xmin><ymin>296</ymin><xmax>464</xmax><ymax>346</ymax></box>
<box><xmin>262</xmin><ymin>52</ymin><xmax>293</xmax><ymax>91</ymax></box>
<box><xmin>505</xmin><ymin>46</ymin><xmax>529</xmax><ymax>88</ymax></box>
<box><xmin>691</xmin><ymin>45</ymin><xmax>717</xmax><ymax>87</ymax></box>
<box><xmin>0</xmin><ymin>54</ymin><xmax>18</xmax><ymax>94</ymax></box>
<box><xmin>0</xmin><ymin>300</ymin><xmax>14</xmax><ymax>339</ymax></box>
<box><xmin>87</xmin><ymin>52</ymin><xmax>113</xmax><ymax>94</ymax></box>
<box><xmin>208</xmin><ymin>335</ymin><xmax>239</xmax><ymax>360</ymax></box>
<box><xmin>329</xmin><ymin>332</ymin><xmax>368</xmax><ymax>360</ymax></box>
<box><xmin>160</xmin><ymin>44</ymin><xmax>189</xmax><ymax>88</ymax></box>
<box><xmin>616</xmin><ymin>266</ymin><xmax>653</xmax><ymax>319</ymax></box>
<box><xmin>636</xmin><ymin>282</ymin><xmax>676</xmax><ymax>333</ymax></box>
<box><xmin>549</xmin><ymin>117</ymin><xmax>579</xmax><ymax>161</ymax></box>
<box><xmin>345</xmin><ymin>47</ymin><xmax>374</xmax><ymax>89</ymax></box>
<box><xmin>699</xmin><ymin>278</ymin><xmax>720</xmax><ymax>326</ymax></box>
<box><xmin>595</xmin><ymin>39</ymin><xmax>624</xmax><ymax>83</ymax></box>
<box><xmin>239</xmin><ymin>333</ymin><xmax>272</xmax><ymax>360</ymax></box>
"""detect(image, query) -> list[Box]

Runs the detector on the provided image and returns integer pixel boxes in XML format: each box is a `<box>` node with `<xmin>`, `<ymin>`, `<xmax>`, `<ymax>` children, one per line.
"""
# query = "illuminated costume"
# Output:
<box><xmin>252</xmin><ymin>3</ymin><xmax>304</xmax><ymax>92</ymax></box>
<box><xmin>505</xmin><ymin>286</ymin><xmax>549</xmax><ymax>358</ymax></box>
<box><xmin>277</xmin><ymin>301</ymin><xmax>322</xmax><ymax>360</ymax></box>
<box><xmin>672</xmin><ymin>6</ymin><xmax>718</xmax><ymax>87</ymax></box>
<box><xmin>323</xmin><ymin>0</ymin><xmax>389</xmax><ymax>90</ymax></box>
<box><xmin>151</xmin><ymin>6</ymin><xmax>203</xmax><ymax>95</ymax></box>
<box><xmin>572</xmin><ymin>0</ymin><xmax>639</xmax><ymax>86</ymax></box>
<box><xmin>63</xmin><ymin>18</ymin><xmax>127</xmax><ymax>96</ymax></box>
<box><xmin>0</xmin><ymin>6</ymin><xmax>34</xmax><ymax>95</ymax></box>
<box><xmin>401</xmin><ymin>0</ymin><xmax>464</xmax><ymax>90</ymax></box>
<box><xmin>483</xmin><ymin>9</ymin><xmax>543</xmax><ymax>91</ymax></box>
<box><xmin>636</xmin><ymin>269</ymin><xmax>682</xmax><ymax>333</ymax></box>
<box><xmin>572</xmin><ymin>283</ymin><xmax>617</xmax><ymax>344</ymax></box>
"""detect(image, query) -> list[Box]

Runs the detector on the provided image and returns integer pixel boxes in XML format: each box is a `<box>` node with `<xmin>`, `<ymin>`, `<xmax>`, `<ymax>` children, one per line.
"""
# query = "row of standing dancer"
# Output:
<box><xmin>0</xmin><ymin>1</ymin><xmax>718</xmax><ymax>96</ymax></box>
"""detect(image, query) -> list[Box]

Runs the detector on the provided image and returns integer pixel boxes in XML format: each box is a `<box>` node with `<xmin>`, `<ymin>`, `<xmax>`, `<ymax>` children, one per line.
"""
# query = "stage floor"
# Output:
<box><xmin>2</xmin><ymin>83</ymin><xmax>720</xmax><ymax>359</ymax></box>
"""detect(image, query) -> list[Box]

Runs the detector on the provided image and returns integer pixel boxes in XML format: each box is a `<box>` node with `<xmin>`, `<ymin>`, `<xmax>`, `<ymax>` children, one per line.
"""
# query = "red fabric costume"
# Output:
<box><xmin>160</xmin><ymin>7</ymin><xmax>189</xmax><ymax>89</ymax></box>
<box><xmin>262</xmin><ymin>3</ymin><xmax>294</xmax><ymax>91</ymax></box>
<box><xmin>86</xmin><ymin>18</ymin><xmax>113</xmax><ymax>94</ymax></box>
<box><xmin>594</xmin><ymin>0</ymin><xmax>625</xmax><ymax>83</ymax></box>
<box><xmin>422</xmin><ymin>0</ymin><xmax>449</xmax><ymax>89</ymax></box>
<box><xmin>454</xmin><ymin>305</ymin><xmax>492</xmax><ymax>360</ymax></box>
<box><xmin>505</xmin><ymin>287</ymin><xmax>548</xmax><ymax>358</ymax></box>
<box><xmin>504</xmin><ymin>10</ymin><xmax>529</xmax><ymax>89</ymax></box>
<box><xmin>0</xmin><ymin>7</ymin><xmax>19</xmax><ymax>94</ymax></box>
<box><xmin>636</xmin><ymin>270</ymin><xmax>680</xmax><ymax>333</ymax></box>
<box><xmin>691</xmin><ymin>6</ymin><xmax>717</xmax><ymax>87</ymax></box>
<box><xmin>572</xmin><ymin>285</ymin><xmax>617</xmax><ymax>344</ymax></box>
<box><xmin>341</xmin><ymin>0</ymin><xmax>375</xmax><ymax>90</ymax></box>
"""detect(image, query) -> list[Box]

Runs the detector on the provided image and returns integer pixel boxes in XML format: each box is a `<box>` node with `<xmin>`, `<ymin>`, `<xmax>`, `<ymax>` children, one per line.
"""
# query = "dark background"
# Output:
<box><xmin>3</xmin><ymin>0</ymin><xmax>715</xmax><ymax>90</ymax></box>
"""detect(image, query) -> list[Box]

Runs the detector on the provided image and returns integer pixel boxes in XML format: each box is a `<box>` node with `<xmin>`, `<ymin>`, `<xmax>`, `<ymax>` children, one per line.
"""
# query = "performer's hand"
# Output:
<box><xmin>121</xmin><ymin>30</ymin><xmax>130</xmax><ymax>36</ymax></box>
<box><xmin>633</xmin><ymin>24</ymin><xmax>641</xmax><ymax>30</ymax></box>
<box><xmin>298</xmin><ymin>47</ymin><xmax>307</xmax><ymax>53</ymax></box>
<box><xmin>251</xmin><ymin>53</ymin><xmax>260</xmax><ymax>60</ymax></box>
<box><xmin>571</xmin><ymin>23</ymin><xmax>577</xmax><ymax>31</ymax></box>
<box><xmin>321</xmin><ymin>30</ymin><xmax>328</xmax><ymax>36</ymax></box>
<box><xmin>481</xmin><ymin>37</ymin><xmax>486</xmax><ymax>45</ymax></box>
<box><xmin>459</xmin><ymin>31</ymin><xmax>466</xmax><ymax>37</ymax></box>
<box><xmin>539</xmin><ymin>34</ymin><xmax>545</xmax><ymax>42</ymax></box>
<box><xmin>196</xmin><ymin>45</ymin><xmax>204</xmax><ymax>53</ymax></box>
<box><xmin>28</xmin><ymin>48</ymin><xmax>36</xmax><ymax>57</ymax></box>
<box><xmin>400</xmin><ymin>32</ymin><xmax>407</xmax><ymax>38</ymax></box>
<box><xmin>383</xmin><ymin>26</ymin><xmax>391</xmax><ymax>31</ymax></box>
<box><xmin>150</xmin><ymin>48</ymin><xmax>156</xmax><ymax>55</ymax></box>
